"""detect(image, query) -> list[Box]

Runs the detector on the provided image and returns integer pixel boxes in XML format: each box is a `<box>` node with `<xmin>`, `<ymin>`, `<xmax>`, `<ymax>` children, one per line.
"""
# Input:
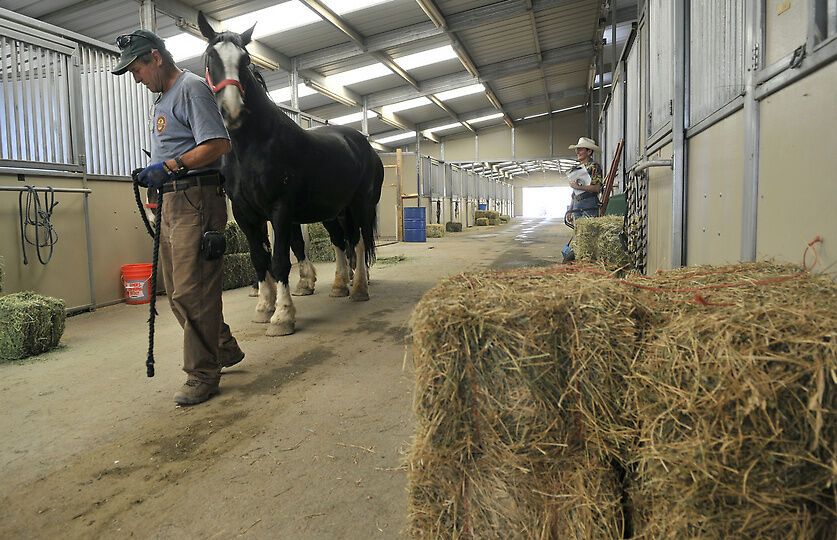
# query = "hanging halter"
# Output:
<box><xmin>205</xmin><ymin>67</ymin><xmax>245</xmax><ymax>95</ymax></box>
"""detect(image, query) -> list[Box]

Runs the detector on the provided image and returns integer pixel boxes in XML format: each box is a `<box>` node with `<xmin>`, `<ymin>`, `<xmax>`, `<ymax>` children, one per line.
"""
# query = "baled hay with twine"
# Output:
<box><xmin>0</xmin><ymin>292</ymin><xmax>66</xmax><ymax>361</ymax></box>
<box><xmin>306</xmin><ymin>223</ymin><xmax>336</xmax><ymax>262</ymax></box>
<box><xmin>475</xmin><ymin>217</ymin><xmax>489</xmax><ymax>226</ymax></box>
<box><xmin>222</xmin><ymin>253</ymin><xmax>257</xmax><ymax>291</ymax></box>
<box><xmin>224</xmin><ymin>221</ymin><xmax>249</xmax><ymax>254</ymax></box>
<box><xmin>624</xmin><ymin>262</ymin><xmax>837</xmax><ymax>539</ymax></box>
<box><xmin>427</xmin><ymin>224</ymin><xmax>445</xmax><ymax>238</ymax></box>
<box><xmin>409</xmin><ymin>265</ymin><xmax>650</xmax><ymax>538</ymax></box>
<box><xmin>445</xmin><ymin>222</ymin><xmax>463</xmax><ymax>233</ymax></box>
<box><xmin>474</xmin><ymin>210</ymin><xmax>488</xmax><ymax>220</ymax></box>
<box><xmin>488</xmin><ymin>218</ymin><xmax>500</xmax><ymax>226</ymax></box>
<box><xmin>485</xmin><ymin>210</ymin><xmax>500</xmax><ymax>221</ymax></box>
<box><xmin>595</xmin><ymin>216</ymin><xmax>630</xmax><ymax>268</ymax></box>
<box><xmin>500</xmin><ymin>215</ymin><xmax>510</xmax><ymax>223</ymax></box>
<box><xmin>572</xmin><ymin>218</ymin><xmax>600</xmax><ymax>261</ymax></box>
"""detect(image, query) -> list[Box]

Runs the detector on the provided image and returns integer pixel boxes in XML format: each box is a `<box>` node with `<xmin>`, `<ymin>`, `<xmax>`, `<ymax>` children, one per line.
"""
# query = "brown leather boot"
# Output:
<box><xmin>174</xmin><ymin>379</ymin><xmax>219</xmax><ymax>405</ymax></box>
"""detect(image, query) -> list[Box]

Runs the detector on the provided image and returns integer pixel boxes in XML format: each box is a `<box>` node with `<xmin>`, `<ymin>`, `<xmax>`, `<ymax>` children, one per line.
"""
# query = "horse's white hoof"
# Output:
<box><xmin>330</xmin><ymin>287</ymin><xmax>349</xmax><ymax>297</ymax></box>
<box><xmin>253</xmin><ymin>310</ymin><xmax>273</xmax><ymax>323</ymax></box>
<box><xmin>266</xmin><ymin>321</ymin><xmax>294</xmax><ymax>336</ymax></box>
<box><xmin>292</xmin><ymin>285</ymin><xmax>314</xmax><ymax>296</ymax></box>
<box><xmin>350</xmin><ymin>291</ymin><xmax>369</xmax><ymax>302</ymax></box>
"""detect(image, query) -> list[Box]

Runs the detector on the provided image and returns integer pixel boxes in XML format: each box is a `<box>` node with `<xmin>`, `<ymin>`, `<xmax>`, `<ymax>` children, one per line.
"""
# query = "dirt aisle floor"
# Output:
<box><xmin>0</xmin><ymin>217</ymin><xmax>571</xmax><ymax>539</ymax></box>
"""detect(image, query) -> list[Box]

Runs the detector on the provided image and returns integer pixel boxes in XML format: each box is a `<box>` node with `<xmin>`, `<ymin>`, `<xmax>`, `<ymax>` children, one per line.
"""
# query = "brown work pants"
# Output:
<box><xmin>159</xmin><ymin>183</ymin><xmax>242</xmax><ymax>384</ymax></box>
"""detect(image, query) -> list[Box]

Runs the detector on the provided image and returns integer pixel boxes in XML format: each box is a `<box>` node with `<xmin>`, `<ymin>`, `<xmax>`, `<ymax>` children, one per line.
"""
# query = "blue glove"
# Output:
<box><xmin>137</xmin><ymin>162</ymin><xmax>172</xmax><ymax>188</ymax></box>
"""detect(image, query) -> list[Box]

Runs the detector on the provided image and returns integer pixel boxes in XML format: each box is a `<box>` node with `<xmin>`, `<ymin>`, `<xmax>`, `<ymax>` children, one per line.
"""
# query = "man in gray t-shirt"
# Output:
<box><xmin>113</xmin><ymin>29</ymin><xmax>244</xmax><ymax>405</ymax></box>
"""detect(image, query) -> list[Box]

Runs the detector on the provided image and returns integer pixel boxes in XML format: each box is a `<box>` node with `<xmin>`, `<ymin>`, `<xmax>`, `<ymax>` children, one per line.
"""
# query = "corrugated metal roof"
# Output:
<box><xmin>2</xmin><ymin>0</ymin><xmax>636</xmax><ymax>147</ymax></box>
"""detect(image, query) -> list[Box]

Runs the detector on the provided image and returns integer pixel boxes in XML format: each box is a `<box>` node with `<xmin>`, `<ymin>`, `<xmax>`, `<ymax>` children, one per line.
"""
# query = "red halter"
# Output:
<box><xmin>205</xmin><ymin>67</ymin><xmax>245</xmax><ymax>95</ymax></box>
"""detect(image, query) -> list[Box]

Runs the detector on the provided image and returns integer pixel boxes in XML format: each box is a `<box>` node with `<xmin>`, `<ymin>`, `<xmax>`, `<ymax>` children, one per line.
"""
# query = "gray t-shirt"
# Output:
<box><xmin>150</xmin><ymin>70</ymin><xmax>229</xmax><ymax>173</ymax></box>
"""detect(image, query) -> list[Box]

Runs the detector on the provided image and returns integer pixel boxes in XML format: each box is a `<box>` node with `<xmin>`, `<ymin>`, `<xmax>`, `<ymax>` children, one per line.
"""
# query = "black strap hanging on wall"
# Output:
<box><xmin>18</xmin><ymin>185</ymin><xmax>59</xmax><ymax>265</ymax></box>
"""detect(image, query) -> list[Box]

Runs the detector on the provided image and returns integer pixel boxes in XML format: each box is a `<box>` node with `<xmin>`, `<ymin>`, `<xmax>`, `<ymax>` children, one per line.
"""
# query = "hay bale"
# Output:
<box><xmin>0</xmin><ymin>255</ymin><xmax>4</xmax><ymax>292</ymax></box>
<box><xmin>474</xmin><ymin>210</ymin><xmax>488</xmax><ymax>220</ymax></box>
<box><xmin>500</xmin><ymin>215</ymin><xmax>510</xmax><ymax>223</ymax></box>
<box><xmin>475</xmin><ymin>217</ymin><xmax>489</xmax><ymax>226</ymax></box>
<box><xmin>307</xmin><ymin>222</ymin><xmax>331</xmax><ymax>241</ymax></box>
<box><xmin>573</xmin><ymin>217</ymin><xmax>600</xmax><ymax>260</ymax></box>
<box><xmin>426</xmin><ymin>224</ymin><xmax>445</xmax><ymax>238</ymax></box>
<box><xmin>445</xmin><ymin>222</ymin><xmax>462</xmax><ymax>233</ymax></box>
<box><xmin>306</xmin><ymin>238</ymin><xmax>336</xmax><ymax>262</ymax></box>
<box><xmin>222</xmin><ymin>253</ymin><xmax>257</xmax><ymax>291</ymax></box>
<box><xmin>409</xmin><ymin>266</ymin><xmax>649</xmax><ymax>538</ymax></box>
<box><xmin>224</xmin><ymin>221</ymin><xmax>249</xmax><ymax>254</ymax></box>
<box><xmin>626</xmin><ymin>263</ymin><xmax>837</xmax><ymax>539</ymax></box>
<box><xmin>485</xmin><ymin>210</ymin><xmax>500</xmax><ymax>221</ymax></box>
<box><xmin>0</xmin><ymin>292</ymin><xmax>66</xmax><ymax>361</ymax></box>
<box><xmin>596</xmin><ymin>216</ymin><xmax>630</xmax><ymax>268</ymax></box>
<box><xmin>487</xmin><ymin>218</ymin><xmax>499</xmax><ymax>226</ymax></box>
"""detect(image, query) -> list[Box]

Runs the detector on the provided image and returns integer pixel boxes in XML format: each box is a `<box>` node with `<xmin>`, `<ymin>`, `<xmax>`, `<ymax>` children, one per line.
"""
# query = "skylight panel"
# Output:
<box><xmin>330</xmin><ymin>111</ymin><xmax>379</xmax><ymax>125</ymax></box>
<box><xmin>226</xmin><ymin>3</ymin><xmax>320</xmax><ymax>39</ymax></box>
<box><xmin>326</xmin><ymin>0</ymin><xmax>395</xmax><ymax>13</ymax></box>
<box><xmin>396</xmin><ymin>45</ymin><xmax>457</xmax><ymax>70</ymax></box>
<box><xmin>326</xmin><ymin>63</ymin><xmax>392</xmax><ymax>87</ymax></box>
<box><xmin>166</xmin><ymin>33</ymin><xmax>209</xmax><ymax>63</ymax></box>
<box><xmin>425</xmin><ymin>122</ymin><xmax>462</xmax><ymax>133</ymax></box>
<box><xmin>269</xmin><ymin>84</ymin><xmax>318</xmax><ymax>103</ymax></box>
<box><xmin>435</xmin><ymin>84</ymin><xmax>485</xmax><ymax>101</ymax></box>
<box><xmin>468</xmin><ymin>113</ymin><xmax>504</xmax><ymax>124</ymax></box>
<box><xmin>375</xmin><ymin>131</ymin><xmax>416</xmax><ymax>144</ymax></box>
<box><xmin>382</xmin><ymin>97</ymin><xmax>432</xmax><ymax>114</ymax></box>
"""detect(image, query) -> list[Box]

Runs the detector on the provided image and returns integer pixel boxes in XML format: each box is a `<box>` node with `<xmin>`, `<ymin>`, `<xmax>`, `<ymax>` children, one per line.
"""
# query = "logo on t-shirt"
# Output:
<box><xmin>155</xmin><ymin>115</ymin><xmax>166</xmax><ymax>134</ymax></box>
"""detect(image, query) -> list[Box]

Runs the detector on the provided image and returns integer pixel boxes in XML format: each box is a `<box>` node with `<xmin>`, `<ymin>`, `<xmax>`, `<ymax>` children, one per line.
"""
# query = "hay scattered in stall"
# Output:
<box><xmin>475</xmin><ymin>217</ymin><xmax>489</xmax><ymax>226</ymax></box>
<box><xmin>427</xmin><ymin>224</ymin><xmax>445</xmax><ymax>238</ymax></box>
<box><xmin>306</xmin><ymin>222</ymin><xmax>336</xmax><ymax>263</ymax></box>
<box><xmin>0</xmin><ymin>291</ymin><xmax>65</xmax><ymax>361</ymax></box>
<box><xmin>625</xmin><ymin>262</ymin><xmax>837</xmax><ymax>539</ymax></box>
<box><xmin>224</xmin><ymin>221</ymin><xmax>249</xmax><ymax>254</ymax></box>
<box><xmin>409</xmin><ymin>266</ymin><xmax>650</xmax><ymax>538</ymax></box>
<box><xmin>445</xmin><ymin>222</ymin><xmax>463</xmax><ymax>233</ymax></box>
<box><xmin>222</xmin><ymin>252</ymin><xmax>257</xmax><ymax>291</ymax></box>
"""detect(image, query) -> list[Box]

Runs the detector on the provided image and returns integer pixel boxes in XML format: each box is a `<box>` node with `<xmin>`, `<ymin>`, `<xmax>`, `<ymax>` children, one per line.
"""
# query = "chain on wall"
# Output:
<box><xmin>624</xmin><ymin>171</ymin><xmax>649</xmax><ymax>274</ymax></box>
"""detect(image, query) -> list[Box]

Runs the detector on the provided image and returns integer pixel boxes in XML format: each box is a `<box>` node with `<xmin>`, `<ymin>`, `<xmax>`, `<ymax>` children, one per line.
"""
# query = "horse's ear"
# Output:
<box><xmin>240</xmin><ymin>23</ymin><xmax>256</xmax><ymax>46</ymax></box>
<box><xmin>197</xmin><ymin>11</ymin><xmax>217</xmax><ymax>41</ymax></box>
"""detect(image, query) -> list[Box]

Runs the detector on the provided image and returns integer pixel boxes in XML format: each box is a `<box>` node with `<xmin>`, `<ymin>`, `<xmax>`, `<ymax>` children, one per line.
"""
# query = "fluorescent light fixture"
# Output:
<box><xmin>330</xmin><ymin>110</ymin><xmax>379</xmax><ymax>125</ymax></box>
<box><xmin>382</xmin><ymin>96</ymin><xmax>432</xmax><ymax>114</ymax></box>
<box><xmin>269</xmin><ymin>84</ymin><xmax>318</xmax><ymax>103</ymax></box>
<box><xmin>166</xmin><ymin>33</ymin><xmax>208</xmax><ymax>63</ymax></box>
<box><xmin>435</xmin><ymin>84</ymin><xmax>484</xmax><ymax>101</ymax></box>
<box><xmin>327</xmin><ymin>63</ymin><xmax>392</xmax><ymax>87</ymax></box>
<box><xmin>468</xmin><ymin>112</ymin><xmax>504</xmax><ymax>124</ymax></box>
<box><xmin>397</xmin><ymin>45</ymin><xmax>456</xmax><ymax>70</ymax></box>
<box><xmin>375</xmin><ymin>131</ymin><xmax>416</xmax><ymax>144</ymax></box>
<box><xmin>425</xmin><ymin>121</ymin><xmax>462</xmax><ymax>133</ymax></box>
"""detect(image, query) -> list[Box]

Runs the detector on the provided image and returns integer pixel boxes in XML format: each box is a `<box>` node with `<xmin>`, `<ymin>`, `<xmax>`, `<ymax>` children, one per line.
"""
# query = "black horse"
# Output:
<box><xmin>198</xmin><ymin>13</ymin><xmax>384</xmax><ymax>337</ymax></box>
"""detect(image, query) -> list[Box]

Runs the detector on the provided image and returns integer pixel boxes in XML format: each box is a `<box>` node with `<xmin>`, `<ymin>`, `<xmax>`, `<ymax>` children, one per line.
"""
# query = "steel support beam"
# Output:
<box><xmin>741</xmin><ymin>0</ymin><xmax>762</xmax><ymax>261</ymax></box>
<box><xmin>671</xmin><ymin>0</ymin><xmax>688</xmax><ymax>267</ymax></box>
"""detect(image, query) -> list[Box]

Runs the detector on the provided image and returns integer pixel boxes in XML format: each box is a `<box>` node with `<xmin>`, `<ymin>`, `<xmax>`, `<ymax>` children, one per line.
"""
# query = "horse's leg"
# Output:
<box><xmin>233</xmin><ymin>209</ymin><xmax>275</xmax><ymax>323</ymax></box>
<box><xmin>266</xmin><ymin>217</ymin><xmax>295</xmax><ymax>336</ymax></box>
<box><xmin>322</xmin><ymin>219</ymin><xmax>349</xmax><ymax>297</ymax></box>
<box><xmin>349</xmin><ymin>236</ymin><xmax>370</xmax><ymax>301</ymax></box>
<box><xmin>290</xmin><ymin>224</ymin><xmax>316</xmax><ymax>296</ymax></box>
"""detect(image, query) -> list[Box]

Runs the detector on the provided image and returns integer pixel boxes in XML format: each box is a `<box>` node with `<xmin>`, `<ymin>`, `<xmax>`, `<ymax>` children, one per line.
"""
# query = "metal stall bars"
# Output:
<box><xmin>430</xmin><ymin>158</ymin><xmax>443</xmax><ymax>224</ymax></box>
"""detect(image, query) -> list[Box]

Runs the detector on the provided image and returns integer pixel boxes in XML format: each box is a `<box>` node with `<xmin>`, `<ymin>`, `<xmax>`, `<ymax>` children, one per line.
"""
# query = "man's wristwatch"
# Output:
<box><xmin>172</xmin><ymin>156</ymin><xmax>189</xmax><ymax>177</ymax></box>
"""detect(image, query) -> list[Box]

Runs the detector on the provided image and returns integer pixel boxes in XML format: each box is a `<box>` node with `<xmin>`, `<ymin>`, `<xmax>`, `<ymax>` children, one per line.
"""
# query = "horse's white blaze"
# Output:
<box><xmin>270</xmin><ymin>282</ymin><xmax>295</xmax><ymax>327</ymax></box>
<box><xmin>255</xmin><ymin>272</ymin><xmax>277</xmax><ymax>315</ymax></box>
<box><xmin>214</xmin><ymin>42</ymin><xmax>245</xmax><ymax>123</ymax></box>
<box><xmin>298</xmin><ymin>259</ymin><xmax>317</xmax><ymax>290</ymax></box>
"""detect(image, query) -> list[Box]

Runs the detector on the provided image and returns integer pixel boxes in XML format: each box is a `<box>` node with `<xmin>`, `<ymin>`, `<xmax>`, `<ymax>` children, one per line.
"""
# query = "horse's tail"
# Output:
<box><xmin>363</xmin><ymin>155</ymin><xmax>384</xmax><ymax>266</ymax></box>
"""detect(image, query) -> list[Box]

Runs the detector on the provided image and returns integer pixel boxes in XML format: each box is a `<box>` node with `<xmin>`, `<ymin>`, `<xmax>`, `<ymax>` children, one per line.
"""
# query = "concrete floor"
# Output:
<box><xmin>0</xmin><ymin>217</ymin><xmax>571</xmax><ymax>539</ymax></box>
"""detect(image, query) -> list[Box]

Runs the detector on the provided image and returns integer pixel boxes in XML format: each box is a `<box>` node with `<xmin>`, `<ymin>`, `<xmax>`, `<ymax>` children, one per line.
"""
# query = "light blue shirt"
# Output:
<box><xmin>150</xmin><ymin>70</ymin><xmax>229</xmax><ymax>173</ymax></box>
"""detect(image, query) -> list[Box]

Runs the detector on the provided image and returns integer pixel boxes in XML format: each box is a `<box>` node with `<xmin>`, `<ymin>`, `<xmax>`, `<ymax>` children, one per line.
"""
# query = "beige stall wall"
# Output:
<box><xmin>550</xmin><ymin>111</ymin><xmax>588</xmax><ymax>156</ymax></box>
<box><xmin>758</xmin><ymin>62</ymin><xmax>837</xmax><ymax>275</ymax></box>
<box><xmin>0</xmin><ymin>175</ymin><xmax>151</xmax><ymax>310</ymax></box>
<box><xmin>443</xmin><ymin>136</ymin><xmax>477</xmax><ymax>161</ymax></box>
<box><xmin>764</xmin><ymin>0</ymin><xmax>809</xmax><ymax>66</ymax></box>
<box><xmin>477</xmin><ymin>127</ymin><xmax>512</xmax><ymax>160</ymax></box>
<box><xmin>646</xmin><ymin>143</ymin><xmax>674</xmax><ymax>274</ymax></box>
<box><xmin>516</xmin><ymin>120</ymin><xmax>550</xmax><ymax>159</ymax></box>
<box><xmin>377</xmin><ymin>153</ymin><xmax>401</xmax><ymax>241</ymax></box>
<box><xmin>686</xmin><ymin>111</ymin><xmax>745</xmax><ymax>266</ymax></box>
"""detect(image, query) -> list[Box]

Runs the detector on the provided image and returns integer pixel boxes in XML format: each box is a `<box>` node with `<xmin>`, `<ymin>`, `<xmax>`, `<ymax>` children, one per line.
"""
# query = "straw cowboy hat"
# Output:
<box><xmin>568</xmin><ymin>137</ymin><xmax>600</xmax><ymax>152</ymax></box>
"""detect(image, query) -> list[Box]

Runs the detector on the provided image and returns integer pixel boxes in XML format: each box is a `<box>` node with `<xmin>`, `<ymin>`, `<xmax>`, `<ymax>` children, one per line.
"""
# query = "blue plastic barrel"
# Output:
<box><xmin>478</xmin><ymin>203</ymin><xmax>487</xmax><ymax>210</ymax></box>
<box><xmin>403</xmin><ymin>207</ymin><xmax>426</xmax><ymax>242</ymax></box>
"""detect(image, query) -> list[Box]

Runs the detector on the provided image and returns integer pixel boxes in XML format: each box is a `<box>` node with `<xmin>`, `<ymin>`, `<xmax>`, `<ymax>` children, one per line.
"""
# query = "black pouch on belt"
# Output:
<box><xmin>200</xmin><ymin>230</ymin><xmax>226</xmax><ymax>260</ymax></box>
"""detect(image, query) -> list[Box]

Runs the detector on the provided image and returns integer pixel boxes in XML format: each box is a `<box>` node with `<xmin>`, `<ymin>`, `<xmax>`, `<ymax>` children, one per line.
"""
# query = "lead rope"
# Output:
<box><xmin>132</xmin><ymin>176</ymin><xmax>162</xmax><ymax>377</ymax></box>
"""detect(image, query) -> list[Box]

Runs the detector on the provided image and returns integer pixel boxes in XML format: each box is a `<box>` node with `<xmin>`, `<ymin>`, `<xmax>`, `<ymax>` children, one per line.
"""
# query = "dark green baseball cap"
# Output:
<box><xmin>112</xmin><ymin>30</ymin><xmax>167</xmax><ymax>75</ymax></box>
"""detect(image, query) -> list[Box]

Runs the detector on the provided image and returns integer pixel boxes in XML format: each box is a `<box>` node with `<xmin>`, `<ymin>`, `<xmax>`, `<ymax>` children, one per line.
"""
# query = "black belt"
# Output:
<box><xmin>573</xmin><ymin>191</ymin><xmax>598</xmax><ymax>202</ymax></box>
<box><xmin>160</xmin><ymin>172</ymin><xmax>222</xmax><ymax>193</ymax></box>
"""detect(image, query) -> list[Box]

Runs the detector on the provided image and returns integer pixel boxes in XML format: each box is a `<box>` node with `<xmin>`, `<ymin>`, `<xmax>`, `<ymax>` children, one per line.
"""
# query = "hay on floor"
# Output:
<box><xmin>625</xmin><ymin>262</ymin><xmax>837</xmax><ymax>539</ymax></box>
<box><xmin>409</xmin><ymin>266</ymin><xmax>649</xmax><ymax>538</ymax></box>
<box><xmin>427</xmin><ymin>224</ymin><xmax>445</xmax><ymax>238</ymax></box>
<box><xmin>475</xmin><ymin>217</ymin><xmax>489</xmax><ymax>226</ymax></box>
<box><xmin>445</xmin><ymin>222</ymin><xmax>462</xmax><ymax>233</ymax></box>
<box><xmin>222</xmin><ymin>252</ymin><xmax>257</xmax><ymax>291</ymax></box>
<box><xmin>0</xmin><ymin>291</ymin><xmax>66</xmax><ymax>361</ymax></box>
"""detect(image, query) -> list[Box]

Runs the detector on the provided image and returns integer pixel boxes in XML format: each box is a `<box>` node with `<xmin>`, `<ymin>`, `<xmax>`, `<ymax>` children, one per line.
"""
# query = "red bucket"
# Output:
<box><xmin>121</xmin><ymin>263</ymin><xmax>154</xmax><ymax>305</ymax></box>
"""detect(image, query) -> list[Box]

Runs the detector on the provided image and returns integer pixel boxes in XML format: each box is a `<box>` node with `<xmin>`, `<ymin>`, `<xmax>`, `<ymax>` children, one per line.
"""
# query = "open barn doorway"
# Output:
<box><xmin>521</xmin><ymin>187</ymin><xmax>573</xmax><ymax>218</ymax></box>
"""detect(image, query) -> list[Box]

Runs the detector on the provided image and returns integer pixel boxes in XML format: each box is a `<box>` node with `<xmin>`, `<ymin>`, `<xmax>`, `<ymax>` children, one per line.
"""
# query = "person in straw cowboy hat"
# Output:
<box><xmin>562</xmin><ymin>137</ymin><xmax>603</xmax><ymax>262</ymax></box>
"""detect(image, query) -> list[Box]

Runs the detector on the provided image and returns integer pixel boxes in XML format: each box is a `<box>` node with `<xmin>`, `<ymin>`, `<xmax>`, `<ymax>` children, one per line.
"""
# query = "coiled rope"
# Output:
<box><xmin>18</xmin><ymin>186</ymin><xmax>59</xmax><ymax>265</ymax></box>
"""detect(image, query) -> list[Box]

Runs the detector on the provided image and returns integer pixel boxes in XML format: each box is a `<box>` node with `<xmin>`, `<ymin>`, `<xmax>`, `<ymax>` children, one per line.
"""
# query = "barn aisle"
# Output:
<box><xmin>0</xmin><ymin>218</ymin><xmax>570</xmax><ymax>539</ymax></box>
